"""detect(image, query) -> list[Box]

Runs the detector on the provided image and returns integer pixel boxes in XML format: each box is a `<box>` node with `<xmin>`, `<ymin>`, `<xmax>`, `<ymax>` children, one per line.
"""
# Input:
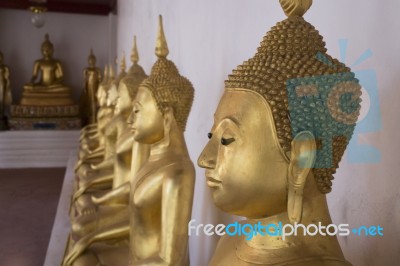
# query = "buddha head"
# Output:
<box><xmin>97</xmin><ymin>65</ymin><xmax>109</xmax><ymax>107</ymax></box>
<box><xmin>88</xmin><ymin>49</ymin><xmax>96</xmax><ymax>68</ymax></box>
<box><xmin>106</xmin><ymin>66</ymin><xmax>118</xmax><ymax>107</ymax></box>
<box><xmin>128</xmin><ymin>15</ymin><xmax>194</xmax><ymax>145</ymax></box>
<box><xmin>198</xmin><ymin>0</ymin><xmax>361</xmax><ymax>221</ymax></box>
<box><xmin>117</xmin><ymin>37</ymin><xmax>147</xmax><ymax>118</ymax></box>
<box><xmin>41</xmin><ymin>34</ymin><xmax>54</xmax><ymax>59</ymax></box>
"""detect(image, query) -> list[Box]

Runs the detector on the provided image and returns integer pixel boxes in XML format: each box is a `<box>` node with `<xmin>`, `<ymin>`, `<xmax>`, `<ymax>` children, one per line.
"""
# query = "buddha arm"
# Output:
<box><xmin>91</xmin><ymin>156</ymin><xmax>114</xmax><ymax>170</ymax></box>
<box><xmin>88</xmin><ymin>132</ymin><xmax>100</xmax><ymax>140</ymax></box>
<box><xmin>159</xmin><ymin>165</ymin><xmax>195</xmax><ymax>265</ymax></box>
<box><xmin>63</xmin><ymin>222</ymin><xmax>129</xmax><ymax>266</ymax></box>
<box><xmin>86</xmin><ymin>147</ymin><xmax>104</xmax><ymax>158</ymax></box>
<box><xmin>31</xmin><ymin>62</ymin><xmax>40</xmax><ymax>83</ymax></box>
<box><xmin>116</xmin><ymin>134</ymin><xmax>134</xmax><ymax>154</ymax></box>
<box><xmin>92</xmin><ymin>182</ymin><xmax>130</xmax><ymax>205</ymax></box>
<box><xmin>73</xmin><ymin>173</ymin><xmax>114</xmax><ymax>201</ymax></box>
<box><xmin>55</xmin><ymin>62</ymin><xmax>64</xmax><ymax>82</ymax></box>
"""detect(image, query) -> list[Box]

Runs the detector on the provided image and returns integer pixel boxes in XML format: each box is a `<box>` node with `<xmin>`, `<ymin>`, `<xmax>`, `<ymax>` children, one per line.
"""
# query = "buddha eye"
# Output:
<box><xmin>221</xmin><ymin>138</ymin><xmax>235</xmax><ymax>146</ymax></box>
<box><xmin>207</xmin><ymin>133</ymin><xmax>213</xmax><ymax>139</ymax></box>
<box><xmin>134</xmin><ymin>110</ymin><xmax>139</xmax><ymax>114</ymax></box>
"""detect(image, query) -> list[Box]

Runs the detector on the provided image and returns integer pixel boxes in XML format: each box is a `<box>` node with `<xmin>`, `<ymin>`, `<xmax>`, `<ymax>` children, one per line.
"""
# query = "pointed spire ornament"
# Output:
<box><xmin>103</xmin><ymin>64</ymin><xmax>109</xmax><ymax>82</ymax></box>
<box><xmin>155</xmin><ymin>15</ymin><xmax>169</xmax><ymax>58</ymax></box>
<box><xmin>88</xmin><ymin>48</ymin><xmax>96</xmax><ymax>62</ymax></box>
<box><xmin>120</xmin><ymin>52</ymin><xmax>126</xmax><ymax>72</ymax></box>
<box><xmin>131</xmin><ymin>36</ymin><xmax>139</xmax><ymax>64</ymax></box>
<box><xmin>109</xmin><ymin>64</ymin><xmax>115</xmax><ymax>80</ymax></box>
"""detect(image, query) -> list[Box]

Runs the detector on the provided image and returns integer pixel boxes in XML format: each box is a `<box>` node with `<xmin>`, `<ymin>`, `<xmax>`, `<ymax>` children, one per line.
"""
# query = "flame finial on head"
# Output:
<box><xmin>88</xmin><ymin>48</ymin><xmax>96</xmax><ymax>62</ymax></box>
<box><xmin>155</xmin><ymin>15</ymin><xmax>169</xmax><ymax>58</ymax></box>
<box><xmin>109</xmin><ymin>64</ymin><xmax>115</xmax><ymax>79</ymax></box>
<box><xmin>42</xmin><ymin>33</ymin><xmax>53</xmax><ymax>50</ymax></box>
<box><xmin>279</xmin><ymin>0</ymin><xmax>313</xmax><ymax>17</ymax></box>
<box><xmin>120</xmin><ymin>52</ymin><xmax>126</xmax><ymax>71</ymax></box>
<box><xmin>131</xmin><ymin>36</ymin><xmax>139</xmax><ymax>64</ymax></box>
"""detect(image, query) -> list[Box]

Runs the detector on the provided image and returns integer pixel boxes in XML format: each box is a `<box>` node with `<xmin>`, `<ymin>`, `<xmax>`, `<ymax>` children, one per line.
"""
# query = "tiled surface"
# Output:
<box><xmin>0</xmin><ymin>168</ymin><xmax>65</xmax><ymax>266</ymax></box>
<box><xmin>0</xmin><ymin>131</ymin><xmax>79</xmax><ymax>168</ymax></box>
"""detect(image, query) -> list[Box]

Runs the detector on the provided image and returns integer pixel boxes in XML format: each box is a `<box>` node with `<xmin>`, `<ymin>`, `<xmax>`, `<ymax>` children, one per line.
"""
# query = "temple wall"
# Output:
<box><xmin>114</xmin><ymin>1</ymin><xmax>400</xmax><ymax>265</ymax></box>
<box><xmin>0</xmin><ymin>9</ymin><xmax>112</xmax><ymax>103</ymax></box>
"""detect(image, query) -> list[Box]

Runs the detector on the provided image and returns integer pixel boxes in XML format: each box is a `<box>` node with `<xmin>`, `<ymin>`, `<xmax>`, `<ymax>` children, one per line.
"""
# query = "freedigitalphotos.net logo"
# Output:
<box><xmin>188</xmin><ymin>220</ymin><xmax>384</xmax><ymax>241</ymax></box>
<box><xmin>286</xmin><ymin>39</ymin><xmax>381</xmax><ymax>168</ymax></box>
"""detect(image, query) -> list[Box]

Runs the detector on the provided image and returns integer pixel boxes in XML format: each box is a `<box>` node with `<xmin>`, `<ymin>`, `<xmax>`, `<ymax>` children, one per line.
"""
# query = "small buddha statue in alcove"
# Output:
<box><xmin>20</xmin><ymin>34</ymin><xmax>74</xmax><ymax>106</ymax></box>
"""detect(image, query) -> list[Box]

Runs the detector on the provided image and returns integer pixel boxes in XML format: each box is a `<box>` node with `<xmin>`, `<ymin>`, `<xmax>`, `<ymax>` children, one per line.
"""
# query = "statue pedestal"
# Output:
<box><xmin>9</xmin><ymin>104</ymin><xmax>81</xmax><ymax>130</ymax></box>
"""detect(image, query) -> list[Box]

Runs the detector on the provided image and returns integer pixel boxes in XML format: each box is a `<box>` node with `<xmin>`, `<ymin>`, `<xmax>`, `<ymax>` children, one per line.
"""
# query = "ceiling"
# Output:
<box><xmin>0</xmin><ymin>0</ymin><xmax>117</xmax><ymax>15</ymax></box>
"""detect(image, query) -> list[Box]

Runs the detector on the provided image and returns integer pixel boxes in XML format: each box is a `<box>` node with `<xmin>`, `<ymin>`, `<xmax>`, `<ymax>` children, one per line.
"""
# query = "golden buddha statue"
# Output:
<box><xmin>198</xmin><ymin>1</ymin><xmax>361</xmax><ymax>265</ymax></box>
<box><xmin>77</xmin><ymin>65</ymin><xmax>116</xmax><ymax>163</ymax></box>
<box><xmin>75</xmin><ymin>65</ymin><xmax>112</xmax><ymax>171</ymax></box>
<box><xmin>0</xmin><ymin>51</ymin><xmax>12</xmax><ymax>129</ymax></box>
<box><xmin>20</xmin><ymin>34</ymin><xmax>74</xmax><ymax>106</ymax></box>
<box><xmin>75</xmin><ymin>68</ymin><xmax>118</xmax><ymax>179</ymax></box>
<box><xmin>81</xmin><ymin>49</ymin><xmax>102</xmax><ymax>125</ymax></box>
<box><xmin>128</xmin><ymin>15</ymin><xmax>195</xmax><ymax>266</ymax></box>
<box><xmin>74</xmin><ymin>37</ymin><xmax>149</xmax><ymax>200</ymax></box>
<box><xmin>79</xmin><ymin>65</ymin><xmax>110</xmax><ymax>139</ymax></box>
<box><xmin>64</xmin><ymin>16</ymin><xmax>196</xmax><ymax>266</ymax></box>
<box><xmin>68</xmin><ymin>63</ymin><xmax>150</xmax><ymax>254</ymax></box>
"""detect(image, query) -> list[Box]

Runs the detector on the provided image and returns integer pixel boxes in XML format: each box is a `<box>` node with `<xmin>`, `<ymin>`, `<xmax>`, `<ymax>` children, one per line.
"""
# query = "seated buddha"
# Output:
<box><xmin>63</xmin><ymin>16</ymin><xmax>196</xmax><ymax>266</ymax></box>
<box><xmin>20</xmin><ymin>34</ymin><xmax>74</xmax><ymax>106</ymax></box>
<box><xmin>76</xmin><ymin>65</ymin><xmax>117</xmax><ymax>165</ymax></box>
<box><xmin>198</xmin><ymin>1</ymin><xmax>361</xmax><ymax>265</ymax></box>
<box><xmin>76</xmin><ymin>74</ymin><xmax>119</xmax><ymax>179</ymax></box>
<box><xmin>73</xmin><ymin>37</ymin><xmax>149</xmax><ymax>202</ymax></box>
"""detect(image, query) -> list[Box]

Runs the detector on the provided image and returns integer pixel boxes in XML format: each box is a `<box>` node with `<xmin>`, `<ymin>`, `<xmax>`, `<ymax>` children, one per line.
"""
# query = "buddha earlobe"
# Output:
<box><xmin>287</xmin><ymin>131</ymin><xmax>316</xmax><ymax>224</ymax></box>
<box><xmin>163</xmin><ymin>107</ymin><xmax>174</xmax><ymax>145</ymax></box>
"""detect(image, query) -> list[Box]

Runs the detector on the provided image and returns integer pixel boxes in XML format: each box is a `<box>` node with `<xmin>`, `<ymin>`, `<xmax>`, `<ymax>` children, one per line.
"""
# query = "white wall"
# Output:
<box><xmin>0</xmin><ymin>9</ymin><xmax>111</xmax><ymax>102</ymax></box>
<box><xmin>115</xmin><ymin>1</ymin><xmax>400</xmax><ymax>265</ymax></box>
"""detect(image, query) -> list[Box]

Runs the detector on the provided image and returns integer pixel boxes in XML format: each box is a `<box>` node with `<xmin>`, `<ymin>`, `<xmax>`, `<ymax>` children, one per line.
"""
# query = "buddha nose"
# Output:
<box><xmin>197</xmin><ymin>139</ymin><xmax>217</xmax><ymax>169</ymax></box>
<box><xmin>127</xmin><ymin>110</ymin><xmax>134</xmax><ymax>125</ymax></box>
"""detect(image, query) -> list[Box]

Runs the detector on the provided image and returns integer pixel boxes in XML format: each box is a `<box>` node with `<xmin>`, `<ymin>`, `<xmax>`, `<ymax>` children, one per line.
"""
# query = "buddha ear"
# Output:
<box><xmin>163</xmin><ymin>107</ymin><xmax>174</xmax><ymax>132</ymax></box>
<box><xmin>162</xmin><ymin>107</ymin><xmax>175</xmax><ymax>146</ymax></box>
<box><xmin>287</xmin><ymin>131</ymin><xmax>316</xmax><ymax>224</ymax></box>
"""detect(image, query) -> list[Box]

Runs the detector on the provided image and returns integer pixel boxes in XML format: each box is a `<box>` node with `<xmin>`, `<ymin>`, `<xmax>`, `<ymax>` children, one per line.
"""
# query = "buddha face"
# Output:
<box><xmin>117</xmin><ymin>83</ymin><xmax>134</xmax><ymax>116</ymax></box>
<box><xmin>42</xmin><ymin>45</ymin><xmax>53</xmax><ymax>59</ymax></box>
<box><xmin>114</xmin><ymin>96</ymin><xmax>121</xmax><ymax>115</ymax></box>
<box><xmin>128</xmin><ymin>86</ymin><xmax>164</xmax><ymax>144</ymax></box>
<box><xmin>97</xmin><ymin>85</ymin><xmax>106</xmax><ymax>106</ymax></box>
<box><xmin>198</xmin><ymin>89</ymin><xmax>289</xmax><ymax>218</ymax></box>
<box><xmin>106</xmin><ymin>83</ymin><xmax>119</xmax><ymax>107</ymax></box>
<box><xmin>88</xmin><ymin>57</ymin><xmax>96</xmax><ymax>67</ymax></box>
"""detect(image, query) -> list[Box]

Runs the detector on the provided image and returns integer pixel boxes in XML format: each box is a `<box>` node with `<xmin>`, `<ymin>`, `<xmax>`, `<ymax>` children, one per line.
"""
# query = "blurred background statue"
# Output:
<box><xmin>0</xmin><ymin>51</ymin><xmax>12</xmax><ymax>130</ymax></box>
<box><xmin>80</xmin><ymin>49</ymin><xmax>102</xmax><ymax>126</ymax></box>
<box><xmin>20</xmin><ymin>34</ymin><xmax>74</xmax><ymax>106</ymax></box>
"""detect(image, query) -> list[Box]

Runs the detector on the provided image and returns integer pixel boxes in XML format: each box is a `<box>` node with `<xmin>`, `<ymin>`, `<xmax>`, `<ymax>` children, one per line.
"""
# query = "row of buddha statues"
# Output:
<box><xmin>62</xmin><ymin>0</ymin><xmax>362</xmax><ymax>265</ymax></box>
